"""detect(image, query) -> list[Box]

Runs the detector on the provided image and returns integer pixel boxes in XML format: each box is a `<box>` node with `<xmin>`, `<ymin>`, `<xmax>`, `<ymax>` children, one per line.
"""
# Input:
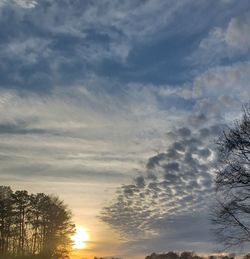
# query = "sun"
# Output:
<box><xmin>71</xmin><ymin>226</ymin><xmax>89</xmax><ymax>249</ymax></box>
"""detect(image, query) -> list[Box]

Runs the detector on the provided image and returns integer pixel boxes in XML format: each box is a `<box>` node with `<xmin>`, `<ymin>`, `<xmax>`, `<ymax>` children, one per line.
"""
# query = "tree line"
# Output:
<box><xmin>145</xmin><ymin>251</ymin><xmax>236</xmax><ymax>259</ymax></box>
<box><xmin>0</xmin><ymin>186</ymin><xmax>75</xmax><ymax>259</ymax></box>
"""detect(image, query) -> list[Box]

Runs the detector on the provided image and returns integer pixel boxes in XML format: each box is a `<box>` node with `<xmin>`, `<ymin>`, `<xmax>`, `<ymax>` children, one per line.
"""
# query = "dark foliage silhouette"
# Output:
<box><xmin>145</xmin><ymin>251</ymin><xmax>235</xmax><ymax>259</ymax></box>
<box><xmin>0</xmin><ymin>186</ymin><xmax>75</xmax><ymax>259</ymax></box>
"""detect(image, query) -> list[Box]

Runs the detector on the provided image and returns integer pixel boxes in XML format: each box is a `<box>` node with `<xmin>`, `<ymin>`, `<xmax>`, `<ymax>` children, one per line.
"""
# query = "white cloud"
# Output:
<box><xmin>0</xmin><ymin>0</ymin><xmax>38</xmax><ymax>8</ymax></box>
<box><xmin>198</xmin><ymin>11</ymin><xmax>250</xmax><ymax>62</ymax></box>
<box><xmin>224</xmin><ymin>16</ymin><xmax>250</xmax><ymax>50</ymax></box>
<box><xmin>14</xmin><ymin>0</ymin><xmax>38</xmax><ymax>8</ymax></box>
<box><xmin>175</xmin><ymin>61</ymin><xmax>250</xmax><ymax>121</ymax></box>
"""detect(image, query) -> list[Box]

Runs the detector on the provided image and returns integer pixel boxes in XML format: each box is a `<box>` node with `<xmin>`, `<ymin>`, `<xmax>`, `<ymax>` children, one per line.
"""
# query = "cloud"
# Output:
<box><xmin>175</xmin><ymin>61</ymin><xmax>250</xmax><ymax>120</ymax></box>
<box><xmin>0</xmin><ymin>121</ymin><xmax>47</xmax><ymax>135</ymax></box>
<box><xmin>0</xmin><ymin>84</ymin><xmax>182</xmax><ymax>185</ymax></box>
<box><xmin>2</xmin><ymin>58</ymin><xmax>246</xmax><ymax>250</ymax></box>
<box><xmin>225</xmin><ymin>15</ymin><xmax>250</xmax><ymax>49</ymax></box>
<box><xmin>0</xmin><ymin>0</ymin><xmax>38</xmax><ymax>8</ymax></box>
<box><xmin>192</xmin><ymin>11</ymin><xmax>250</xmax><ymax>67</ymax></box>
<box><xmin>120</xmin><ymin>213</ymin><xmax>214</xmax><ymax>257</ymax></box>
<box><xmin>0</xmin><ymin>72</ymin><xmax>234</xmax><ymax>248</ymax></box>
<box><xmin>100</xmin><ymin>120</ymin><xmax>222</xmax><ymax>238</ymax></box>
<box><xmin>1</xmin><ymin>1</ymin><xmax>250</xmax><ymax>257</ymax></box>
<box><xmin>99</xmin><ymin>57</ymin><xmax>250</xmax><ymax>255</ymax></box>
<box><xmin>2</xmin><ymin>0</ymin><xmax>246</xmax><ymax>90</ymax></box>
<box><xmin>0</xmin><ymin>0</ymin><xmax>193</xmax><ymax>85</ymax></box>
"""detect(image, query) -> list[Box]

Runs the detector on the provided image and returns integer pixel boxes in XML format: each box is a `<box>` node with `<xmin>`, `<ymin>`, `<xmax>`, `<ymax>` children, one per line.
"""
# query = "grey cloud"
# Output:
<box><xmin>135</xmin><ymin>176</ymin><xmax>145</xmax><ymax>188</ymax></box>
<box><xmin>0</xmin><ymin>0</ymin><xmax>197</xmax><ymax>90</ymax></box>
<box><xmin>178</xmin><ymin>127</ymin><xmax>191</xmax><ymax>137</ymax></box>
<box><xmin>166</xmin><ymin>147</ymin><xmax>180</xmax><ymax>159</ymax></box>
<box><xmin>172</xmin><ymin>141</ymin><xmax>186</xmax><ymax>152</ymax></box>
<box><xmin>122</xmin><ymin>185</ymin><xmax>138</xmax><ymax>196</ymax></box>
<box><xmin>119</xmin><ymin>214</ymin><xmax>214</xmax><ymax>258</ymax></box>
<box><xmin>0</xmin><ymin>164</ymin><xmax>128</xmax><ymax>182</ymax></box>
<box><xmin>164</xmin><ymin>172</ymin><xmax>180</xmax><ymax>183</ymax></box>
<box><xmin>2</xmin><ymin>0</ymin><xmax>248</xmax><ymax>93</ymax></box>
<box><xmin>0</xmin><ymin>2</ymin><xmax>248</xmax><ymax>256</ymax></box>
<box><xmin>210</xmin><ymin>124</ymin><xmax>224</xmax><ymax>135</ymax></box>
<box><xmin>199</xmin><ymin>128</ymin><xmax>210</xmax><ymax>138</ymax></box>
<box><xmin>188</xmin><ymin>114</ymin><xmax>207</xmax><ymax>128</ymax></box>
<box><xmin>198</xmin><ymin>148</ymin><xmax>211</xmax><ymax>158</ymax></box>
<box><xmin>146</xmin><ymin>153</ymin><xmax>167</xmax><ymax>169</ymax></box>
<box><xmin>200</xmin><ymin>177</ymin><xmax>213</xmax><ymax>188</ymax></box>
<box><xmin>0</xmin><ymin>121</ymin><xmax>47</xmax><ymax>135</ymax></box>
<box><xmin>163</xmin><ymin>162</ymin><xmax>180</xmax><ymax>172</ymax></box>
<box><xmin>100</xmin><ymin>119</ymin><xmax>222</xmax><ymax>240</ymax></box>
<box><xmin>147</xmin><ymin>173</ymin><xmax>158</xmax><ymax>181</ymax></box>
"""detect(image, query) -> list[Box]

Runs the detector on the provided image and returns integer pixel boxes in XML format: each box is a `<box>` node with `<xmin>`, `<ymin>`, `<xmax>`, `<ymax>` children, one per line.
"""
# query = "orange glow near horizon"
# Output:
<box><xmin>71</xmin><ymin>226</ymin><xmax>89</xmax><ymax>249</ymax></box>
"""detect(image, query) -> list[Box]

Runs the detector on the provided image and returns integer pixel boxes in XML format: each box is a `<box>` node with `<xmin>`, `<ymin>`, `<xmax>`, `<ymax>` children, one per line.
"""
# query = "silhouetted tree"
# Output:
<box><xmin>243</xmin><ymin>253</ymin><xmax>250</xmax><ymax>259</ymax></box>
<box><xmin>212</xmin><ymin>104</ymin><xmax>250</xmax><ymax>248</ymax></box>
<box><xmin>180</xmin><ymin>252</ymin><xmax>195</xmax><ymax>259</ymax></box>
<box><xmin>39</xmin><ymin>195</ymin><xmax>75</xmax><ymax>258</ymax></box>
<box><xmin>166</xmin><ymin>252</ymin><xmax>179</xmax><ymax>259</ymax></box>
<box><xmin>12</xmin><ymin>190</ymin><xmax>30</xmax><ymax>256</ymax></box>
<box><xmin>0</xmin><ymin>186</ymin><xmax>13</xmax><ymax>256</ymax></box>
<box><xmin>144</xmin><ymin>252</ymin><xmax>235</xmax><ymax>259</ymax></box>
<box><xmin>0</xmin><ymin>186</ymin><xmax>75</xmax><ymax>259</ymax></box>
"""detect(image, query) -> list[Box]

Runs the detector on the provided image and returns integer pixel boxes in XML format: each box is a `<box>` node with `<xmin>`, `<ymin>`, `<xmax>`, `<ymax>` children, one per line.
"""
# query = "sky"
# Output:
<box><xmin>0</xmin><ymin>0</ymin><xmax>250</xmax><ymax>258</ymax></box>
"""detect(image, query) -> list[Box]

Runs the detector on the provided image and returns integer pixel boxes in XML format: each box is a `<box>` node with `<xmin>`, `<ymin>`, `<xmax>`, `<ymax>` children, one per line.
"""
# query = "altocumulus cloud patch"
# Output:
<box><xmin>100</xmin><ymin>120</ymin><xmax>223</xmax><ymax>240</ymax></box>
